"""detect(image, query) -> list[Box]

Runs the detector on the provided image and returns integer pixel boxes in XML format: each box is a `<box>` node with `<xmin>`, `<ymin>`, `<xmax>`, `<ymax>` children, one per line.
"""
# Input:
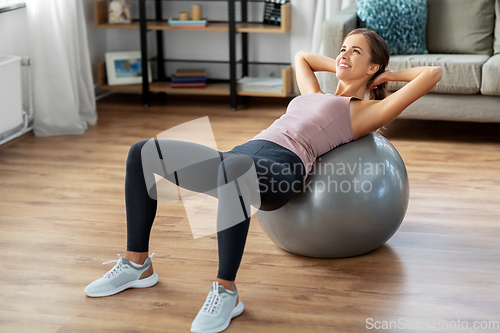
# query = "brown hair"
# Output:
<box><xmin>345</xmin><ymin>28</ymin><xmax>390</xmax><ymax>100</ymax></box>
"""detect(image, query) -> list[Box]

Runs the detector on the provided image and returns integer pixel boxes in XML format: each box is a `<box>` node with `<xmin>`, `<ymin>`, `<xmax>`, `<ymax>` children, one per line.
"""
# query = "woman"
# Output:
<box><xmin>85</xmin><ymin>28</ymin><xmax>442</xmax><ymax>333</ymax></box>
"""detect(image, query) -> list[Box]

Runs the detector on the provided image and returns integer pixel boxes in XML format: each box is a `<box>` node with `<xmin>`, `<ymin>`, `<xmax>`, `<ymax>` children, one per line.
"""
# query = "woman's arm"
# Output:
<box><xmin>370</xmin><ymin>67</ymin><xmax>440</xmax><ymax>88</ymax></box>
<box><xmin>295</xmin><ymin>51</ymin><xmax>337</xmax><ymax>95</ymax></box>
<box><xmin>365</xmin><ymin>66</ymin><xmax>443</xmax><ymax>128</ymax></box>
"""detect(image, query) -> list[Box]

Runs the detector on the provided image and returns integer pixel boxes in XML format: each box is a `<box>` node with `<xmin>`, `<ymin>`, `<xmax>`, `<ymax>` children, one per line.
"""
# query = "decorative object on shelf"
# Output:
<box><xmin>263</xmin><ymin>0</ymin><xmax>288</xmax><ymax>26</ymax></box>
<box><xmin>105</xmin><ymin>51</ymin><xmax>151</xmax><ymax>85</ymax></box>
<box><xmin>178</xmin><ymin>11</ymin><xmax>190</xmax><ymax>20</ymax></box>
<box><xmin>237</xmin><ymin>76</ymin><xmax>283</xmax><ymax>93</ymax></box>
<box><xmin>168</xmin><ymin>18</ymin><xmax>207</xmax><ymax>28</ymax></box>
<box><xmin>191</xmin><ymin>4</ymin><xmax>203</xmax><ymax>21</ymax></box>
<box><xmin>171</xmin><ymin>69</ymin><xmax>207</xmax><ymax>88</ymax></box>
<box><xmin>108</xmin><ymin>0</ymin><xmax>131</xmax><ymax>24</ymax></box>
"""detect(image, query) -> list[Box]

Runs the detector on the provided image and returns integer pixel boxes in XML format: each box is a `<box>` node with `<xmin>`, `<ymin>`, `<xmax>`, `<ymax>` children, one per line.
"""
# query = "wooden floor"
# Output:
<box><xmin>1</xmin><ymin>94</ymin><xmax>500</xmax><ymax>332</ymax></box>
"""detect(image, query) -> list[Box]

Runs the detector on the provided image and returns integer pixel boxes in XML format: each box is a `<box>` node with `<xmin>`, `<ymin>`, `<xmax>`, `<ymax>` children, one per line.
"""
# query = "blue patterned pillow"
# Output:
<box><xmin>356</xmin><ymin>0</ymin><xmax>428</xmax><ymax>55</ymax></box>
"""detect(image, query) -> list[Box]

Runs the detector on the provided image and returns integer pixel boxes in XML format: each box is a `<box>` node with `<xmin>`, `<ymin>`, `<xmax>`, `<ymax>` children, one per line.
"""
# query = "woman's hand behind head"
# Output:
<box><xmin>369</xmin><ymin>70</ymin><xmax>392</xmax><ymax>90</ymax></box>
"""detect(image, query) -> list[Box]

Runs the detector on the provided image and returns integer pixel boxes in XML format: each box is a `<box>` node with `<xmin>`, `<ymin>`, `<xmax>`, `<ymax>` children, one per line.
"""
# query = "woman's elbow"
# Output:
<box><xmin>295</xmin><ymin>50</ymin><xmax>307</xmax><ymax>60</ymax></box>
<box><xmin>431</xmin><ymin>66</ymin><xmax>443</xmax><ymax>81</ymax></box>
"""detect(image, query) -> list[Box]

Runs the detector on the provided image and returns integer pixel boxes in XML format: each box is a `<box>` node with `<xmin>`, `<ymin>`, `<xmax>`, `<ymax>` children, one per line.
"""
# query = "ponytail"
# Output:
<box><xmin>368</xmin><ymin>72</ymin><xmax>388</xmax><ymax>100</ymax></box>
<box><xmin>370</xmin><ymin>83</ymin><xmax>388</xmax><ymax>100</ymax></box>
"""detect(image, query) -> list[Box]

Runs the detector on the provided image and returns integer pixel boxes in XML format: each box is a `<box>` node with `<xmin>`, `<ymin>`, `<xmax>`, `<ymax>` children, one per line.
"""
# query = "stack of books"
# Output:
<box><xmin>237</xmin><ymin>76</ymin><xmax>283</xmax><ymax>93</ymax></box>
<box><xmin>171</xmin><ymin>69</ymin><xmax>207</xmax><ymax>88</ymax></box>
<box><xmin>168</xmin><ymin>18</ymin><xmax>207</xmax><ymax>28</ymax></box>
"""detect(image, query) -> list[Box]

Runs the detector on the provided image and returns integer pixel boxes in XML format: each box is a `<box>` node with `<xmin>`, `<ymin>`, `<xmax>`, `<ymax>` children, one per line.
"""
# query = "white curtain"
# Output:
<box><xmin>289</xmin><ymin>0</ymin><xmax>355</xmax><ymax>94</ymax></box>
<box><xmin>26</xmin><ymin>0</ymin><xmax>96</xmax><ymax>136</ymax></box>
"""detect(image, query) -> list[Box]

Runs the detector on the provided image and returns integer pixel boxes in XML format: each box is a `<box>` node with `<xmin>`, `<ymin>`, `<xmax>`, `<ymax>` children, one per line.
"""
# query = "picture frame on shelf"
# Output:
<box><xmin>105</xmin><ymin>51</ymin><xmax>152</xmax><ymax>85</ymax></box>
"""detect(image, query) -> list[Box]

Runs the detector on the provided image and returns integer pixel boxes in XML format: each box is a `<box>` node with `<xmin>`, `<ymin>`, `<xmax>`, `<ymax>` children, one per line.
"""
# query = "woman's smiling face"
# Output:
<box><xmin>336</xmin><ymin>34</ymin><xmax>379</xmax><ymax>83</ymax></box>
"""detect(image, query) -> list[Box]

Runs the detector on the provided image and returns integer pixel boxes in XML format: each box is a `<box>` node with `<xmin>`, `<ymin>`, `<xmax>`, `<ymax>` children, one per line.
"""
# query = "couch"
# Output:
<box><xmin>320</xmin><ymin>0</ymin><xmax>500</xmax><ymax>123</ymax></box>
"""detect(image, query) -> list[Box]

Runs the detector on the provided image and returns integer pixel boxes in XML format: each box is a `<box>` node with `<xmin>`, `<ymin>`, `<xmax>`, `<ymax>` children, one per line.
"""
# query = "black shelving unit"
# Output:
<box><xmin>137</xmin><ymin>0</ymin><xmax>286</xmax><ymax>110</ymax></box>
<box><xmin>95</xmin><ymin>0</ymin><xmax>292</xmax><ymax>110</ymax></box>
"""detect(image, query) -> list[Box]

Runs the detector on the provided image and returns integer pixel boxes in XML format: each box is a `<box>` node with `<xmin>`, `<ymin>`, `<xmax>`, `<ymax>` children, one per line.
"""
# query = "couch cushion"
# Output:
<box><xmin>481</xmin><ymin>54</ymin><xmax>500</xmax><ymax>95</ymax></box>
<box><xmin>387</xmin><ymin>54</ymin><xmax>490</xmax><ymax>94</ymax></box>
<box><xmin>356</xmin><ymin>0</ymin><xmax>428</xmax><ymax>55</ymax></box>
<box><xmin>495</xmin><ymin>0</ymin><xmax>500</xmax><ymax>54</ymax></box>
<box><xmin>426</xmin><ymin>0</ymin><xmax>495</xmax><ymax>55</ymax></box>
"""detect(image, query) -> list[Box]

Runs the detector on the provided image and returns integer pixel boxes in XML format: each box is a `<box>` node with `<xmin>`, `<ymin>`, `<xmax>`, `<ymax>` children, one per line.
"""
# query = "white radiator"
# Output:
<box><xmin>0</xmin><ymin>55</ymin><xmax>31</xmax><ymax>145</ymax></box>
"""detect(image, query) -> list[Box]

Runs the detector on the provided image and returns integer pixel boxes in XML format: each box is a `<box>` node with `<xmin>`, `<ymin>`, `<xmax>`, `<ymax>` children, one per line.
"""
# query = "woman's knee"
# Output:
<box><xmin>127</xmin><ymin>140</ymin><xmax>150</xmax><ymax>168</ymax></box>
<box><xmin>131</xmin><ymin>139</ymin><xmax>180</xmax><ymax>182</ymax></box>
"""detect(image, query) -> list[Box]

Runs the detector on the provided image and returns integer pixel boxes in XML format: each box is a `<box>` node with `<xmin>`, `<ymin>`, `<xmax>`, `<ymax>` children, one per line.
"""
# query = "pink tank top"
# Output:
<box><xmin>251</xmin><ymin>93</ymin><xmax>356</xmax><ymax>174</ymax></box>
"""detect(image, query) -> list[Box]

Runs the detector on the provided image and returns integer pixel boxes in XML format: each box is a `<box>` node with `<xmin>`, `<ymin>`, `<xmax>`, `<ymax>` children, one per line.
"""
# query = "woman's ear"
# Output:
<box><xmin>368</xmin><ymin>64</ymin><xmax>380</xmax><ymax>75</ymax></box>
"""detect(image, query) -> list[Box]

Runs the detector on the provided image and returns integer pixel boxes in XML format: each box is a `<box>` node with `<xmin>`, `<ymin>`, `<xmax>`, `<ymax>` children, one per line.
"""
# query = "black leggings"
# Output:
<box><xmin>125</xmin><ymin>139</ymin><xmax>305</xmax><ymax>281</ymax></box>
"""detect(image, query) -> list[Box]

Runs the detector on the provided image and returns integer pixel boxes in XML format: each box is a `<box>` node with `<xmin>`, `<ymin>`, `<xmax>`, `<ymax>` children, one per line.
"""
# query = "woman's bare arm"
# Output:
<box><xmin>365</xmin><ymin>66</ymin><xmax>443</xmax><ymax>128</ymax></box>
<box><xmin>295</xmin><ymin>51</ymin><xmax>337</xmax><ymax>95</ymax></box>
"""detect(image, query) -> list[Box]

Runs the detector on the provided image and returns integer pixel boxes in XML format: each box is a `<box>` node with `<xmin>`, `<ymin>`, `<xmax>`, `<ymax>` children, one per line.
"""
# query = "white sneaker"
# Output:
<box><xmin>84</xmin><ymin>253</ymin><xmax>158</xmax><ymax>297</ymax></box>
<box><xmin>191</xmin><ymin>281</ymin><xmax>244</xmax><ymax>333</ymax></box>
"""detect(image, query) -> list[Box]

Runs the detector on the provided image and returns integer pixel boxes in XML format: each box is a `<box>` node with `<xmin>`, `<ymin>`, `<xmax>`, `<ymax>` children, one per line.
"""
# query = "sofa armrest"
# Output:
<box><xmin>481</xmin><ymin>54</ymin><xmax>500</xmax><ymax>96</ymax></box>
<box><xmin>320</xmin><ymin>4</ymin><xmax>358</xmax><ymax>93</ymax></box>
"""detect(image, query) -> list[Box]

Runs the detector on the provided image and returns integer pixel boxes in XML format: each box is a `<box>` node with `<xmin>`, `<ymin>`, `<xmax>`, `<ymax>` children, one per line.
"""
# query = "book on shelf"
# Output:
<box><xmin>237</xmin><ymin>76</ymin><xmax>283</xmax><ymax>93</ymax></box>
<box><xmin>175</xmin><ymin>69</ymin><xmax>206</xmax><ymax>78</ymax></box>
<box><xmin>171</xmin><ymin>68</ymin><xmax>207</xmax><ymax>88</ymax></box>
<box><xmin>171</xmin><ymin>82</ymin><xmax>206</xmax><ymax>88</ymax></box>
<box><xmin>168</xmin><ymin>18</ymin><xmax>207</xmax><ymax>28</ymax></box>
<box><xmin>171</xmin><ymin>24</ymin><xmax>207</xmax><ymax>29</ymax></box>
<box><xmin>171</xmin><ymin>75</ymin><xmax>207</xmax><ymax>83</ymax></box>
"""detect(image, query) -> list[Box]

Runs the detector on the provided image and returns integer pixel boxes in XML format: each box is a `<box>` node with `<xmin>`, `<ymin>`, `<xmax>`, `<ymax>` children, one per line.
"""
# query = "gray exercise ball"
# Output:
<box><xmin>256</xmin><ymin>132</ymin><xmax>409</xmax><ymax>258</ymax></box>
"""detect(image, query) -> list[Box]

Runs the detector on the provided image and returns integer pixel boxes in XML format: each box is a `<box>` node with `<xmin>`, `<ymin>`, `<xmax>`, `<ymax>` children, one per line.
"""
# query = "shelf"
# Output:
<box><xmin>97</xmin><ymin>62</ymin><xmax>294</xmax><ymax>97</ymax></box>
<box><xmin>147</xmin><ymin>21</ymin><xmax>229</xmax><ymax>31</ymax></box>
<box><xmin>152</xmin><ymin>82</ymin><xmax>232</xmax><ymax>95</ymax></box>
<box><xmin>94</xmin><ymin>1</ymin><xmax>291</xmax><ymax>33</ymax></box>
<box><xmin>94</xmin><ymin>0</ymin><xmax>293</xmax><ymax>107</ymax></box>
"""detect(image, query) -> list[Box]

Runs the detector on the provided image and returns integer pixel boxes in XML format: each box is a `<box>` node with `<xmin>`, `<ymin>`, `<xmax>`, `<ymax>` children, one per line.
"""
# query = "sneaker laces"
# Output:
<box><xmin>101</xmin><ymin>253</ymin><xmax>156</xmax><ymax>279</ymax></box>
<box><xmin>102</xmin><ymin>254</ymin><xmax>125</xmax><ymax>278</ymax></box>
<box><xmin>202</xmin><ymin>281</ymin><xmax>223</xmax><ymax>315</ymax></box>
